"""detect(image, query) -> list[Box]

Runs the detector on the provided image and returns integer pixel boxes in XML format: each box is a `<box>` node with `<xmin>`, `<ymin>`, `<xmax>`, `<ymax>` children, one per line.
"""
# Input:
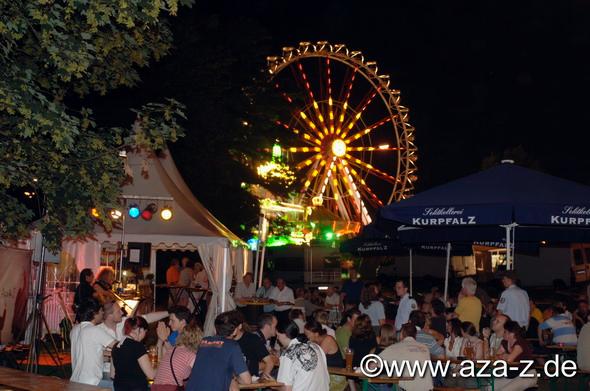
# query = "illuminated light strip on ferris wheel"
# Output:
<box><xmin>326</xmin><ymin>58</ymin><xmax>335</xmax><ymax>134</ymax></box>
<box><xmin>345</xmin><ymin>153</ymin><xmax>399</xmax><ymax>184</ymax></box>
<box><xmin>276</xmin><ymin>120</ymin><xmax>322</xmax><ymax>146</ymax></box>
<box><xmin>335</xmin><ymin>160</ymin><xmax>370</xmax><ymax>224</ymax></box>
<box><xmin>296</xmin><ymin>63</ymin><xmax>329</xmax><ymax>135</ymax></box>
<box><xmin>338</xmin><ymin>160</ymin><xmax>384</xmax><ymax>208</ymax></box>
<box><xmin>339</xmin><ymin>160</ymin><xmax>371</xmax><ymax>225</ymax></box>
<box><xmin>340</xmin><ymin>87</ymin><xmax>381</xmax><ymax>139</ymax></box>
<box><xmin>335</xmin><ymin>68</ymin><xmax>358</xmax><ymax>135</ymax></box>
<box><xmin>294</xmin><ymin>153</ymin><xmax>322</xmax><ymax>171</ymax></box>
<box><xmin>344</xmin><ymin>117</ymin><xmax>393</xmax><ymax>144</ymax></box>
<box><xmin>342</xmin><ymin>160</ymin><xmax>383</xmax><ymax>206</ymax></box>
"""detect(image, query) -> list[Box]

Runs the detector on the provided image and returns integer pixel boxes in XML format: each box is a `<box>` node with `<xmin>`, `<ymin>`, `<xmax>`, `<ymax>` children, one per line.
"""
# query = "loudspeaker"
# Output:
<box><xmin>126</xmin><ymin>242</ymin><xmax>151</xmax><ymax>267</ymax></box>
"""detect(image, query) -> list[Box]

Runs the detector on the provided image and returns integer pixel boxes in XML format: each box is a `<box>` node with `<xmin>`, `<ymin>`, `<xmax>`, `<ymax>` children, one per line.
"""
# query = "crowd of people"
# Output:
<box><xmin>68</xmin><ymin>264</ymin><xmax>590</xmax><ymax>391</ymax></box>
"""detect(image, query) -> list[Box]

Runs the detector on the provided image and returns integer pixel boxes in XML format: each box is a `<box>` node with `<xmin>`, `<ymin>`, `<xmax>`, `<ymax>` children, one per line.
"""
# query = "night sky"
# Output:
<box><xmin>92</xmin><ymin>0</ymin><xmax>590</xmax><ymax>232</ymax></box>
<box><xmin>243</xmin><ymin>0</ymin><xmax>590</xmax><ymax>189</ymax></box>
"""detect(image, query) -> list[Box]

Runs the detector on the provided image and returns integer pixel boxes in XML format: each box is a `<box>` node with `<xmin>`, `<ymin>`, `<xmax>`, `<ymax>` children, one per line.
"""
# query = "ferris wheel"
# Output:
<box><xmin>267</xmin><ymin>41</ymin><xmax>418</xmax><ymax>226</ymax></box>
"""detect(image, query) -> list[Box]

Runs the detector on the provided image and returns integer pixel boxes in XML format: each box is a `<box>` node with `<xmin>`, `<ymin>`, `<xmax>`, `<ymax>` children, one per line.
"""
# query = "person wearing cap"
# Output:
<box><xmin>497</xmin><ymin>271</ymin><xmax>530</xmax><ymax>329</ymax></box>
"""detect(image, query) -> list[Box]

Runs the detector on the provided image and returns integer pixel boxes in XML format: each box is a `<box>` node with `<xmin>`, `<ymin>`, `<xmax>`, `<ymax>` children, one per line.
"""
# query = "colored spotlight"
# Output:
<box><xmin>110</xmin><ymin>209</ymin><xmax>122</xmax><ymax>220</ymax></box>
<box><xmin>91</xmin><ymin>208</ymin><xmax>100</xmax><ymax>218</ymax></box>
<box><xmin>160</xmin><ymin>207</ymin><xmax>173</xmax><ymax>221</ymax></box>
<box><xmin>128</xmin><ymin>204</ymin><xmax>141</xmax><ymax>219</ymax></box>
<box><xmin>141</xmin><ymin>203</ymin><xmax>157</xmax><ymax>221</ymax></box>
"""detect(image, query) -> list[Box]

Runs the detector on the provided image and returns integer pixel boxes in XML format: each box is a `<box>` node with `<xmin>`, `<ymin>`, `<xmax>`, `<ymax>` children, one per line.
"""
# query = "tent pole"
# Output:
<box><xmin>505</xmin><ymin>225</ymin><xmax>511</xmax><ymax>270</ymax></box>
<box><xmin>444</xmin><ymin>243</ymin><xmax>451</xmax><ymax>304</ymax></box>
<box><xmin>253</xmin><ymin>241</ymin><xmax>261</xmax><ymax>288</ymax></box>
<box><xmin>253</xmin><ymin>214</ymin><xmax>264</xmax><ymax>288</ymax></box>
<box><xmin>221</xmin><ymin>244</ymin><xmax>229</xmax><ymax>312</ymax></box>
<box><xmin>409</xmin><ymin>249</ymin><xmax>413</xmax><ymax>297</ymax></box>
<box><xmin>511</xmin><ymin>225</ymin><xmax>516</xmax><ymax>270</ymax></box>
<box><xmin>258</xmin><ymin>242</ymin><xmax>267</xmax><ymax>287</ymax></box>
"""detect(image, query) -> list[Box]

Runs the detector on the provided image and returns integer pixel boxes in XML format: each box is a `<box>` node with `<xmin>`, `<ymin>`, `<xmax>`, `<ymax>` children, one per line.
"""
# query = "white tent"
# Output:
<box><xmin>67</xmin><ymin>149</ymin><xmax>250</xmax><ymax>336</ymax></box>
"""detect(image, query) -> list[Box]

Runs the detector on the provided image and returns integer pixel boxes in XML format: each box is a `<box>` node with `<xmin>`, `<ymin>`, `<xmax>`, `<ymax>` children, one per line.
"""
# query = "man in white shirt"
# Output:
<box><xmin>70</xmin><ymin>301</ymin><xmax>116</xmax><ymax>386</ymax></box>
<box><xmin>379</xmin><ymin>323</ymin><xmax>433</xmax><ymax>391</ymax></box>
<box><xmin>97</xmin><ymin>301</ymin><xmax>168</xmax><ymax>384</ymax></box>
<box><xmin>256</xmin><ymin>277</ymin><xmax>276</xmax><ymax>313</ymax></box>
<box><xmin>497</xmin><ymin>271</ymin><xmax>530</xmax><ymax>329</ymax></box>
<box><xmin>276</xmin><ymin>323</ymin><xmax>329</xmax><ymax>391</ymax></box>
<box><xmin>234</xmin><ymin>272</ymin><xmax>256</xmax><ymax>308</ymax></box>
<box><xmin>270</xmin><ymin>278</ymin><xmax>294</xmax><ymax>328</ymax></box>
<box><xmin>394</xmin><ymin>279</ymin><xmax>417</xmax><ymax>331</ymax></box>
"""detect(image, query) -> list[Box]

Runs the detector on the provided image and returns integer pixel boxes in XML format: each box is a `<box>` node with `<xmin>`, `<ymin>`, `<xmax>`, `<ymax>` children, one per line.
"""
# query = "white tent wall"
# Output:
<box><xmin>52</xmin><ymin>149</ymin><xmax>246</xmax><ymax>334</ymax></box>
<box><xmin>198</xmin><ymin>242</ymin><xmax>236</xmax><ymax>336</ymax></box>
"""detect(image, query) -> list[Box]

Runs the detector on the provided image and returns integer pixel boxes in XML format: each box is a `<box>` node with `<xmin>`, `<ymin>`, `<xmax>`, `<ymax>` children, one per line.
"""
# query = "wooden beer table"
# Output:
<box><xmin>328</xmin><ymin>367</ymin><xmax>410</xmax><ymax>391</ymax></box>
<box><xmin>239</xmin><ymin>298</ymin><xmax>273</xmax><ymax>306</ymax></box>
<box><xmin>238</xmin><ymin>380</ymin><xmax>284</xmax><ymax>390</ymax></box>
<box><xmin>0</xmin><ymin>366</ymin><xmax>109</xmax><ymax>391</ymax></box>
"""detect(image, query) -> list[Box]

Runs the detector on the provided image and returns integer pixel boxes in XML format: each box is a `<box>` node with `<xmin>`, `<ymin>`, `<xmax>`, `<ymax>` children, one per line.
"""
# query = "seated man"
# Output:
<box><xmin>538</xmin><ymin>305</ymin><xmax>578</xmax><ymax>346</ymax></box>
<box><xmin>276</xmin><ymin>322</ymin><xmax>330</xmax><ymax>390</ymax></box>
<box><xmin>186</xmin><ymin>310</ymin><xmax>251</xmax><ymax>390</ymax></box>
<box><xmin>487</xmin><ymin>313</ymin><xmax>510</xmax><ymax>355</ymax></box>
<box><xmin>379</xmin><ymin>323</ymin><xmax>433</xmax><ymax>391</ymax></box>
<box><xmin>235</xmin><ymin>313</ymin><xmax>278</xmax><ymax>380</ymax></box>
<box><xmin>409</xmin><ymin>310</ymin><xmax>445</xmax><ymax>359</ymax></box>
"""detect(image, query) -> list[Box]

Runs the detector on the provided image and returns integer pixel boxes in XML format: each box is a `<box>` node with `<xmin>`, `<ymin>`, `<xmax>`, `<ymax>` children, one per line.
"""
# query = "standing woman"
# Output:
<box><xmin>111</xmin><ymin>317</ymin><xmax>156</xmax><ymax>391</ymax></box>
<box><xmin>94</xmin><ymin>266</ymin><xmax>117</xmax><ymax>304</ymax></box>
<box><xmin>358</xmin><ymin>287</ymin><xmax>386</xmax><ymax>335</ymax></box>
<box><xmin>74</xmin><ymin>268</ymin><xmax>96</xmax><ymax>310</ymax></box>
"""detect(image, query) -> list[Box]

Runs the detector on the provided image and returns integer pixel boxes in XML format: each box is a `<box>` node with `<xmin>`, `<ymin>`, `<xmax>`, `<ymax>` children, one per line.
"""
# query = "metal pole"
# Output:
<box><xmin>258</xmin><ymin>243</ymin><xmax>267</xmax><ymax>287</ymax></box>
<box><xmin>444</xmin><ymin>243</ymin><xmax>451</xmax><ymax>304</ymax></box>
<box><xmin>118</xmin><ymin>216</ymin><xmax>126</xmax><ymax>282</ymax></box>
<box><xmin>409</xmin><ymin>249</ymin><xmax>413</xmax><ymax>297</ymax></box>
<box><xmin>504</xmin><ymin>225</ymin><xmax>512</xmax><ymax>270</ymax></box>
<box><xmin>511</xmin><ymin>225</ymin><xmax>516</xmax><ymax>270</ymax></box>
<box><xmin>221</xmin><ymin>244</ymin><xmax>229</xmax><ymax>312</ymax></box>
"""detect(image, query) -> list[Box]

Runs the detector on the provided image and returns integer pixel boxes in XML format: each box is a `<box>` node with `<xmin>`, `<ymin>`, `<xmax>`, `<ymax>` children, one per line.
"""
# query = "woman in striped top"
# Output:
<box><xmin>152</xmin><ymin>324</ymin><xmax>203</xmax><ymax>391</ymax></box>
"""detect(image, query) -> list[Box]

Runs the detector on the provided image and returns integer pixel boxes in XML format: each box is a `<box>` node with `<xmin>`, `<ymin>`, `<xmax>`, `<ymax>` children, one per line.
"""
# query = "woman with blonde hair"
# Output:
<box><xmin>375</xmin><ymin>323</ymin><xmax>396</xmax><ymax>354</ymax></box>
<box><xmin>152</xmin><ymin>324</ymin><xmax>203</xmax><ymax>391</ymax></box>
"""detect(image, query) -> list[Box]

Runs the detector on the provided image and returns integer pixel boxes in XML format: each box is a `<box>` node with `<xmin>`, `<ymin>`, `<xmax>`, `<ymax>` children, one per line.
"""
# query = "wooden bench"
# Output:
<box><xmin>0</xmin><ymin>366</ymin><xmax>108</xmax><ymax>391</ymax></box>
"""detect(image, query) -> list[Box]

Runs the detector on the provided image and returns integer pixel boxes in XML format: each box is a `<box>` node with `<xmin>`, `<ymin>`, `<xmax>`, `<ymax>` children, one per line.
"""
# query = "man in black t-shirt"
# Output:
<box><xmin>235</xmin><ymin>313</ymin><xmax>278</xmax><ymax>379</ymax></box>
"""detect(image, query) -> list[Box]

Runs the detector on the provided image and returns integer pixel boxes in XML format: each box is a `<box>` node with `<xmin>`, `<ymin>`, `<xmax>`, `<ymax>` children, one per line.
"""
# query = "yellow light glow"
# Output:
<box><xmin>378</xmin><ymin>144</ymin><xmax>390</xmax><ymax>149</ymax></box>
<box><xmin>161</xmin><ymin>207</ymin><xmax>173</xmax><ymax>221</ymax></box>
<box><xmin>91</xmin><ymin>208</ymin><xmax>100</xmax><ymax>218</ymax></box>
<box><xmin>331</xmin><ymin>139</ymin><xmax>347</xmax><ymax>157</ymax></box>
<box><xmin>110</xmin><ymin>209</ymin><xmax>122</xmax><ymax>220</ymax></box>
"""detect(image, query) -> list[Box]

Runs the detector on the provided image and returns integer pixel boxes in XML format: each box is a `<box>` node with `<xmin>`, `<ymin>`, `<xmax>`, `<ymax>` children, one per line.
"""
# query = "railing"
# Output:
<box><xmin>304</xmin><ymin>271</ymin><xmax>341</xmax><ymax>286</ymax></box>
